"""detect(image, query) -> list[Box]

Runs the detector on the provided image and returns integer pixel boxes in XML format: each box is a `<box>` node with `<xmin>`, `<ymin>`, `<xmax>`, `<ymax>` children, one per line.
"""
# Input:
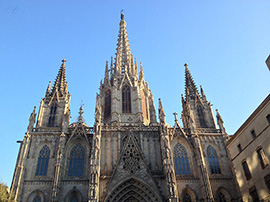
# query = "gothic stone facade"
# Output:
<box><xmin>11</xmin><ymin>14</ymin><xmax>240</xmax><ymax>202</ymax></box>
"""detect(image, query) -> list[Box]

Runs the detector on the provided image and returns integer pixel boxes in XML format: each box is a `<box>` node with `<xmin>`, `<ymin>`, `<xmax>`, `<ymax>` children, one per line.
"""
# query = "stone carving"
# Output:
<box><xmin>123</xmin><ymin>143</ymin><xmax>140</xmax><ymax>173</ymax></box>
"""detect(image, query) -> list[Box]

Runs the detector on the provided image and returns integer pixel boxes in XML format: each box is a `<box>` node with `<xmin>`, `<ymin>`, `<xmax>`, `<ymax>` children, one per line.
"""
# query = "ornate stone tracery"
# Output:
<box><xmin>107</xmin><ymin>179</ymin><xmax>159</xmax><ymax>202</ymax></box>
<box><xmin>123</xmin><ymin>142</ymin><xmax>140</xmax><ymax>173</ymax></box>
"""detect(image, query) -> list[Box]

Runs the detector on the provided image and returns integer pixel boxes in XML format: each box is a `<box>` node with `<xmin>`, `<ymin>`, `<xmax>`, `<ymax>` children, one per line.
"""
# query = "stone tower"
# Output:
<box><xmin>11</xmin><ymin>13</ymin><xmax>241</xmax><ymax>202</ymax></box>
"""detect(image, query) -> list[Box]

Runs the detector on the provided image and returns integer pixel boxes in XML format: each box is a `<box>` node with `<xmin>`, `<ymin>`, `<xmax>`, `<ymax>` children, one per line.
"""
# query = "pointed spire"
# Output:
<box><xmin>78</xmin><ymin>105</ymin><xmax>84</xmax><ymax>123</ymax></box>
<box><xmin>51</xmin><ymin>59</ymin><xmax>67</xmax><ymax>96</ymax></box>
<box><xmin>104</xmin><ymin>61</ymin><xmax>109</xmax><ymax>83</ymax></box>
<box><xmin>110</xmin><ymin>57</ymin><xmax>113</xmax><ymax>78</ymax></box>
<box><xmin>115</xmin><ymin>12</ymin><xmax>132</xmax><ymax>77</ymax></box>
<box><xmin>27</xmin><ymin>106</ymin><xmax>36</xmax><ymax>132</ymax></box>
<box><xmin>200</xmin><ymin>85</ymin><xmax>206</xmax><ymax>100</ymax></box>
<box><xmin>95</xmin><ymin>94</ymin><xmax>101</xmax><ymax>124</ymax></box>
<box><xmin>46</xmin><ymin>81</ymin><xmax>51</xmax><ymax>97</ymax></box>
<box><xmin>139</xmin><ymin>62</ymin><xmax>145</xmax><ymax>83</ymax></box>
<box><xmin>158</xmin><ymin>98</ymin><xmax>166</xmax><ymax>124</ymax></box>
<box><xmin>216</xmin><ymin>109</ymin><xmax>226</xmax><ymax>134</ymax></box>
<box><xmin>184</xmin><ymin>63</ymin><xmax>199</xmax><ymax>100</ymax></box>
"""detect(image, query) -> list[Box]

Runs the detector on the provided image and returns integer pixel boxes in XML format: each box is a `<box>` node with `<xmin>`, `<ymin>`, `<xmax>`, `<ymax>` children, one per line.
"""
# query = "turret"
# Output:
<box><xmin>181</xmin><ymin>64</ymin><xmax>216</xmax><ymax>130</ymax></box>
<box><xmin>98</xmin><ymin>13</ymin><xmax>156</xmax><ymax>126</ymax></box>
<box><xmin>36</xmin><ymin>59</ymin><xmax>71</xmax><ymax>131</ymax></box>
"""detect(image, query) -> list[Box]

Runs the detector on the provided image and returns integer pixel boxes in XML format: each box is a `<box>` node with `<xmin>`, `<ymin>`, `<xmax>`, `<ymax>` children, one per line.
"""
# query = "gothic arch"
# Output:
<box><xmin>64</xmin><ymin>138</ymin><xmax>90</xmax><ymax>178</ymax></box>
<box><xmin>35</xmin><ymin>145</ymin><xmax>50</xmax><ymax>176</ymax></box>
<box><xmin>215</xmin><ymin>187</ymin><xmax>231</xmax><ymax>202</ymax></box>
<box><xmin>27</xmin><ymin>189</ymin><xmax>45</xmax><ymax>202</ymax></box>
<box><xmin>122</xmin><ymin>84</ymin><xmax>131</xmax><ymax>113</ymax></box>
<box><xmin>170</xmin><ymin>137</ymin><xmax>195</xmax><ymax>176</ymax></box>
<box><xmin>181</xmin><ymin>187</ymin><xmax>197</xmax><ymax>202</ymax></box>
<box><xmin>64</xmin><ymin>188</ymin><xmax>83</xmax><ymax>202</ymax></box>
<box><xmin>205</xmin><ymin>144</ymin><xmax>221</xmax><ymax>174</ymax></box>
<box><xmin>105</xmin><ymin>178</ymin><xmax>162</xmax><ymax>202</ymax></box>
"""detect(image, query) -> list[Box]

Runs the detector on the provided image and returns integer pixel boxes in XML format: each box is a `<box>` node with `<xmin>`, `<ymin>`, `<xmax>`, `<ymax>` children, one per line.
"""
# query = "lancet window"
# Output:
<box><xmin>70</xmin><ymin>195</ymin><xmax>79</xmax><ymax>202</ymax></box>
<box><xmin>217</xmin><ymin>192</ymin><xmax>227</xmax><ymax>202</ymax></box>
<box><xmin>32</xmin><ymin>195</ymin><xmax>41</xmax><ymax>202</ymax></box>
<box><xmin>122</xmin><ymin>85</ymin><xmax>131</xmax><ymax>113</ymax></box>
<box><xmin>173</xmin><ymin>144</ymin><xmax>191</xmax><ymax>175</ymax></box>
<box><xmin>36</xmin><ymin>145</ymin><xmax>50</xmax><ymax>176</ymax></box>
<box><xmin>197</xmin><ymin>105</ymin><xmax>206</xmax><ymax>128</ymax></box>
<box><xmin>182</xmin><ymin>192</ymin><xmax>192</xmax><ymax>202</ymax></box>
<box><xmin>104</xmin><ymin>90</ymin><xmax>111</xmax><ymax>119</ymax></box>
<box><xmin>48</xmin><ymin>105</ymin><xmax>57</xmax><ymax>127</ymax></box>
<box><xmin>207</xmin><ymin>145</ymin><xmax>221</xmax><ymax>174</ymax></box>
<box><xmin>68</xmin><ymin>143</ymin><xmax>85</xmax><ymax>177</ymax></box>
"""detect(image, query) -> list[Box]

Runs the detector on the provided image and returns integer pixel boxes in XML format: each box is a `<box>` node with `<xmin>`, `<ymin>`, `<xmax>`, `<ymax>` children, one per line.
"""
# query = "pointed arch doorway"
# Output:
<box><xmin>106</xmin><ymin>179</ymin><xmax>161</xmax><ymax>202</ymax></box>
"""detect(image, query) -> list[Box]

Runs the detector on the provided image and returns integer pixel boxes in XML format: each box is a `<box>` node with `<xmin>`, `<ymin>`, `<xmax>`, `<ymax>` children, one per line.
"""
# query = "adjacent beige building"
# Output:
<box><xmin>11</xmin><ymin>13</ymin><xmax>240</xmax><ymax>202</ymax></box>
<box><xmin>227</xmin><ymin>94</ymin><xmax>270</xmax><ymax>201</ymax></box>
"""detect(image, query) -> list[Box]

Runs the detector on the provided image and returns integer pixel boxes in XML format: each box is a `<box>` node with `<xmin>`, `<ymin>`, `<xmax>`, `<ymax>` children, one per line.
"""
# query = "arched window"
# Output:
<box><xmin>207</xmin><ymin>145</ymin><xmax>221</xmax><ymax>174</ymax></box>
<box><xmin>122</xmin><ymin>85</ymin><xmax>131</xmax><ymax>113</ymax></box>
<box><xmin>33</xmin><ymin>195</ymin><xmax>41</xmax><ymax>202</ymax></box>
<box><xmin>217</xmin><ymin>192</ymin><xmax>227</xmax><ymax>202</ymax></box>
<box><xmin>104</xmin><ymin>90</ymin><xmax>111</xmax><ymax>119</ymax></box>
<box><xmin>70</xmin><ymin>195</ymin><xmax>78</xmax><ymax>202</ymax></box>
<box><xmin>197</xmin><ymin>105</ymin><xmax>206</xmax><ymax>127</ymax></box>
<box><xmin>182</xmin><ymin>192</ymin><xmax>192</xmax><ymax>202</ymax></box>
<box><xmin>173</xmin><ymin>144</ymin><xmax>191</xmax><ymax>175</ymax></box>
<box><xmin>48</xmin><ymin>105</ymin><xmax>57</xmax><ymax>127</ymax></box>
<box><xmin>68</xmin><ymin>143</ymin><xmax>85</xmax><ymax>177</ymax></box>
<box><xmin>36</xmin><ymin>145</ymin><xmax>50</xmax><ymax>176</ymax></box>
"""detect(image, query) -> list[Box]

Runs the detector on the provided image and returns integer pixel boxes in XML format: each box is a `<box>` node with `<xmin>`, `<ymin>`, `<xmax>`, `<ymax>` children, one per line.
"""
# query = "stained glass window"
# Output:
<box><xmin>33</xmin><ymin>195</ymin><xmax>41</xmax><ymax>202</ymax></box>
<box><xmin>207</xmin><ymin>145</ymin><xmax>221</xmax><ymax>174</ymax></box>
<box><xmin>182</xmin><ymin>192</ymin><xmax>192</xmax><ymax>202</ymax></box>
<box><xmin>36</xmin><ymin>145</ymin><xmax>50</xmax><ymax>176</ymax></box>
<box><xmin>71</xmin><ymin>195</ymin><xmax>78</xmax><ymax>202</ymax></box>
<box><xmin>217</xmin><ymin>192</ymin><xmax>227</xmax><ymax>202</ymax></box>
<box><xmin>48</xmin><ymin>105</ymin><xmax>57</xmax><ymax>127</ymax></box>
<box><xmin>104</xmin><ymin>90</ymin><xmax>111</xmax><ymax>119</ymax></box>
<box><xmin>173</xmin><ymin>144</ymin><xmax>191</xmax><ymax>175</ymax></box>
<box><xmin>122</xmin><ymin>85</ymin><xmax>131</xmax><ymax>113</ymax></box>
<box><xmin>68</xmin><ymin>143</ymin><xmax>85</xmax><ymax>177</ymax></box>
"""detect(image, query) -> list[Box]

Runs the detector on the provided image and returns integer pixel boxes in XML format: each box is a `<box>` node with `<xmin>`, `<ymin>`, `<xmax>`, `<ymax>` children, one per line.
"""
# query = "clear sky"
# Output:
<box><xmin>0</xmin><ymin>0</ymin><xmax>269</xmax><ymax>186</ymax></box>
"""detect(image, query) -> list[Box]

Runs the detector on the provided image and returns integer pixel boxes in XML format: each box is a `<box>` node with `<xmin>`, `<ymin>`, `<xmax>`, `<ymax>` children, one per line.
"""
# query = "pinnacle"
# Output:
<box><xmin>184</xmin><ymin>63</ymin><xmax>199</xmax><ymax>100</ymax></box>
<box><xmin>51</xmin><ymin>59</ymin><xmax>67</xmax><ymax>96</ymax></box>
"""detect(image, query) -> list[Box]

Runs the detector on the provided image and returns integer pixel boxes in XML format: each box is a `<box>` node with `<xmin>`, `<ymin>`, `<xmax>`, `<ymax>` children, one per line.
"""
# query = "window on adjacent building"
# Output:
<box><xmin>264</xmin><ymin>173</ymin><xmax>270</xmax><ymax>191</ymax></box>
<box><xmin>251</xmin><ymin>130</ymin><xmax>256</xmax><ymax>139</ymax></box>
<box><xmin>33</xmin><ymin>195</ymin><xmax>41</xmax><ymax>202</ymax></box>
<box><xmin>36</xmin><ymin>145</ymin><xmax>50</xmax><ymax>176</ymax></box>
<box><xmin>249</xmin><ymin>186</ymin><xmax>259</xmax><ymax>202</ymax></box>
<box><xmin>237</xmin><ymin>144</ymin><xmax>242</xmax><ymax>153</ymax></box>
<box><xmin>242</xmin><ymin>160</ymin><xmax>252</xmax><ymax>180</ymax></box>
<box><xmin>48</xmin><ymin>105</ymin><xmax>57</xmax><ymax>127</ymax></box>
<box><xmin>207</xmin><ymin>145</ymin><xmax>221</xmax><ymax>174</ymax></box>
<box><xmin>122</xmin><ymin>85</ymin><xmax>131</xmax><ymax>113</ymax></box>
<box><xmin>266</xmin><ymin>114</ymin><xmax>270</xmax><ymax>124</ymax></box>
<box><xmin>104</xmin><ymin>90</ymin><xmax>111</xmax><ymax>119</ymax></box>
<box><xmin>257</xmin><ymin>147</ymin><xmax>269</xmax><ymax>169</ymax></box>
<box><xmin>173</xmin><ymin>144</ymin><xmax>191</xmax><ymax>175</ymax></box>
<box><xmin>68</xmin><ymin>143</ymin><xmax>85</xmax><ymax>177</ymax></box>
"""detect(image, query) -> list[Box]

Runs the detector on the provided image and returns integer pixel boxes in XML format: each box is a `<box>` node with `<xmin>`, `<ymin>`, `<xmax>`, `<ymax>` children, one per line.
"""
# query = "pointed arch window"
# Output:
<box><xmin>182</xmin><ymin>192</ymin><xmax>192</xmax><ymax>202</ymax></box>
<box><xmin>207</xmin><ymin>145</ymin><xmax>221</xmax><ymax>174</ymax></box>
<box><xmin>70</xmin><ymin>195</ymin><xmax>78</xmax><ymax>202</ymax></box>
<box><xmin>173</xmin><ymin>144</ymin><xmax>191</xmax><ymax>175</ymax></box>
<box><xmin>48</xmin><ymin>105</ymin><xmax>57</xmax><ymax>127</ymax></box>
<box><xmin>36</xmin><ymin>145</ymin><xmax>50</xmax><ymax>176</ymax></box>
<box><xmin>197</xmin><ymin>105</ymin><xmax>206</xmax><ymax>128</ymax></box>
<box><xmin>104</xmin><ymin>90</ymin><xmax>111</xmax><ymax>119</ymax></box>
<box><xmin>68</xmin><ymin>143</ymin><xmax>85</xmax><ymax>177</ymax></box>
<box><xmin>32</xmin><ymin>195</ymin><xmax>41</xmax><ymax>202</ymax></box>
<box><xmin>217</xmin><ymin>192</ymin><xmax>227</xmax><ymax>202</ymax></box>
<box><xmin>122</xmin><ymin>85</ymin><xmax>131</xmax><ymax>113</ymax></box>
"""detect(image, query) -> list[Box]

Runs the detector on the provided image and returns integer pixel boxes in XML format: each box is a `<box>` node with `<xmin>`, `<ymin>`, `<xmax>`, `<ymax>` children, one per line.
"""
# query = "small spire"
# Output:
<box><xmin>184</xmin><ymin>63</ymin><xmax>199</xmax><ymax>101</ymax></box>
<box><xmin>46</xmin><ymin>81</ymin><xmax>51</xmax><ymax>97</ymax></box>
<box><xmin>158</xmin><ymin>98</ymin><xmax>166</xmax><ymax>124</ymax></box>
<box><xmin>105</xmin><ymin>61</ymin><xmax>109</xmax><ymax>79</ymax></box>
<box><xmin>173</xmin><ymin>112</ymin><xmax>178</xmax><ymax>123</ymax></box>
<box><xmin>200</xmin><ymin>85</ymin><xmax>206</xmax><ymax>99</ymax></box>
<box><xmin>51</xmin><ymin>59</ymin><xmax>67</xmax><ymax>96</ymax></box>
<box><xmin>121</xmin><ymin>10</ymin><xmax>124</xmax><ymax>20</ymax></box>
<box><xmin>110</xmin><ymin>57</ymin><xmax>113</xmax><ymax>78</ymax></box>
<box><xmin>216</xmin><ymin>109</ymin><xmax>226</xmax><ymax>134</ymax></box>
<box><xmin>139</xmin><ymin>62</ymin><xmax>144</xmax><ymax>82</ymax></box>
<box><xmin>78</xmin><ymin>105</ymin><xmax>84</xmax><ymax>123</ymax></box>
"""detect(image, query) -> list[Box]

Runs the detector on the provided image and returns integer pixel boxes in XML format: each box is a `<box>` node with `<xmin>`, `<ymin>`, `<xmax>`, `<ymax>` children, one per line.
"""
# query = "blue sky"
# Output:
<box><xmin>0</xmin><ymin>0</ymin><xmax>269</xmax><ymax>186</ymax></box>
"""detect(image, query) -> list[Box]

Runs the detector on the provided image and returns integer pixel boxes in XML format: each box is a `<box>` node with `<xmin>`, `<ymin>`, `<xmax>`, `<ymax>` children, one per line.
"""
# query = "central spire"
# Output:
<box><xmin>51</xmin><ymin>59</ymin><xmax>67</xmax><ymax>96</ymax></box>
<box><xmin>115</xmin><ymin>12</ymin><xmax>133</xmax><ymax>77</ymax></box>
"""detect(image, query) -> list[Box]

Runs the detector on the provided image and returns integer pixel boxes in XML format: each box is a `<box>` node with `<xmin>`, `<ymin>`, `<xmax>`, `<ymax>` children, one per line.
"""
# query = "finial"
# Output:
<box><xmin>173</xmin><ymin>112</ymin><xmax>178</xmax><ymax>122</ymax></box>
<box><xmin>78</xmin><ymin>105</ymin><xmax>84</xmax><ymax>122</ymax></box>
<box><xmin>62</xmin><ymin>59</ymin><xmax>66</xmax><ymax>66</ymax></box>
<box><xmin>121</xmin><ymin>10</ymin><xmax>124</xmax><ymax>20</ymax></box>
<box><xmin>184</xmin><ymin>63</ymin><xmax>188</xmax><ymax>68</ymax></box>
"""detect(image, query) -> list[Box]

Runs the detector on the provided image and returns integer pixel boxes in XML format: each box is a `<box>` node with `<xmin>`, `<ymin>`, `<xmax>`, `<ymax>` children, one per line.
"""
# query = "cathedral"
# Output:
<box><xmin>11</xmin><ymin>13</ymin><xmax>240</xmax><ymax>202</ymax></box>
